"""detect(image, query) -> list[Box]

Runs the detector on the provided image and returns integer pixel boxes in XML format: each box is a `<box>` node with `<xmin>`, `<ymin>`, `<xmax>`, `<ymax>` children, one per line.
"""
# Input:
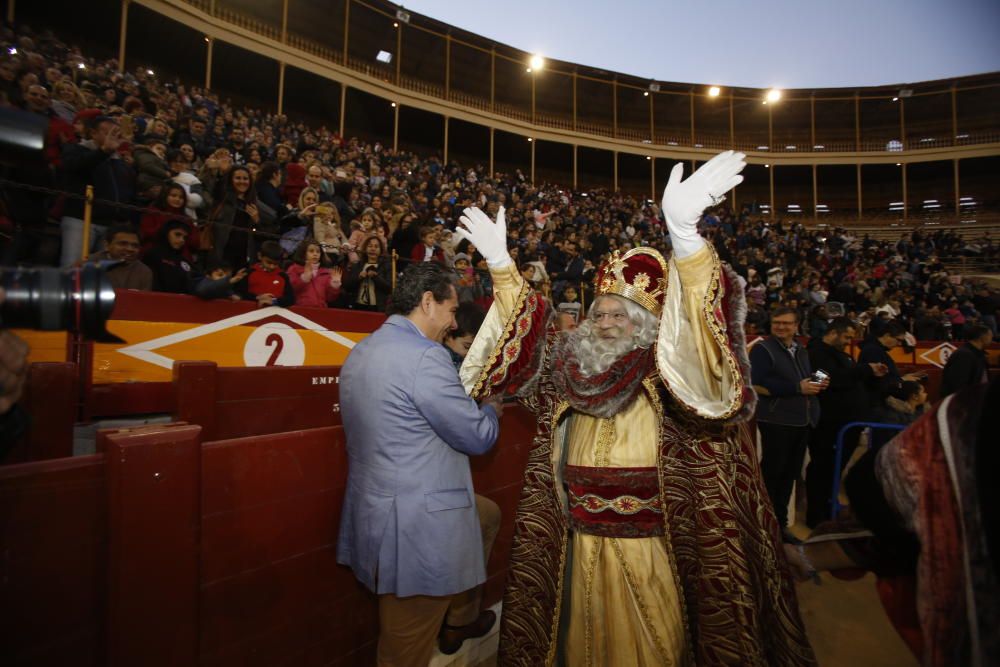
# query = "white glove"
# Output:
<box><xmin>455</xmin><ymin>206</ymin><xmax>512</xmax><ymax>269</ymax></box>
<box><xmin>661</xmin><ymin>150</ymin><xmax>746</xmax><ymax>258</ymax></box>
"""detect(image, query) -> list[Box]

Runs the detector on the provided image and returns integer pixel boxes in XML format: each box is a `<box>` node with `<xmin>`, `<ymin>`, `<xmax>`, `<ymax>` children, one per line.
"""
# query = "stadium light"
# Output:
<box><xmin>643</xmin><ymin>91</ymin><xmax>649</xmax><ymax>97</ymax></box>
<box><xmin>529</xmin><ymin>54</ymin><xmax>545</xmax><ymax>71</ymax></box>
<box><xmin>147</xmin><ymin>69</ymin><xmax>154</xmax><ymax>76</ymax></box>
<box><xmin>766</xmin><ymin>89</ymin><xmax>782</xmax><ymax>103</ymax></box>
<box><xmin>708</xmin><ymin>86</ymin><xmax>721</xmax><ymax>97</ymax></box>
<box><xmin>376</xmin><ymin>50</ymin><xmax>393</xmax><ymax>64</ymax></box>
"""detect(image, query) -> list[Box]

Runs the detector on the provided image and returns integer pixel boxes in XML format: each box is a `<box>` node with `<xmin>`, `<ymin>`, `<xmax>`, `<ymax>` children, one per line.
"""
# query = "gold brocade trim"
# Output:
<box><xmin>609</xmin><ymin>537</ymin><xmax>674</xmax><ymax>665</ymax></box>
<box><xmin>644</xmin><ymin>378</ymin><xmax>696</xmax><ymax>667</ymax></box>
<box><xmin>583</xmin><ymin>538</ymin><xmax>603</xmax><ymax>667</ymax></box>
<box><xmin>594</xmin><ymin>417</ymin><xmax>616</xmax><ymax>467</ymax></box>
<box><xmin>471</xmin><ymin>278</ymin><xmax>532</xmax><ymax>400</ymax></box>
<box><xmin>698</xmin><ymin>246</ymin><xmax>744</xmax><ymax>420</ymax></box>
<box><xmin>544</xmin><ymin>401</ymin><xmax>572</xmax><ymax>667</ymax></box>
<box><xmin>570</xmin><ymin>491</ymin><xmax>662</xmax><ymax>515</ymax></box>
<box><xmin>657</xmin><ymin>246</ymin><xmax>745</xmax><ymax>422</ymax></box>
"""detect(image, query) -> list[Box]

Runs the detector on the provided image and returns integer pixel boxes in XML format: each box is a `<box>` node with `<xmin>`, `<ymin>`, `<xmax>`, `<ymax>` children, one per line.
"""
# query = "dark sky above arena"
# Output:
<box><xmin>405</xmin><ymin>0</ymin><xmax>1000</xmax><ymax>88</ymax></box>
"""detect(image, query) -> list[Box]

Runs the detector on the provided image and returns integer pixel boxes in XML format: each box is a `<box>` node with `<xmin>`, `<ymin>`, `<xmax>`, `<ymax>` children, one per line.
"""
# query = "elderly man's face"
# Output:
<box><xmin>589</xmin><ymin>296</ymin><xmax>635</xmax><ymax>341</ymax></box>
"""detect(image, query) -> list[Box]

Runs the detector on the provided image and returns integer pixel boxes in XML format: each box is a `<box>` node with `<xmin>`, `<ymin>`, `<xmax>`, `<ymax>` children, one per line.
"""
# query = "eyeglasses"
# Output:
<box><xmin>591</xmin><ymin>311</ymin><xmax>629</xmax><ymax>324</ymax></box>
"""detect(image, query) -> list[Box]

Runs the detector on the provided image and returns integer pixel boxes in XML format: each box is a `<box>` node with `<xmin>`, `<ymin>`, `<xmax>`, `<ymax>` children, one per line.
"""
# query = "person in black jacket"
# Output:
<box><xmin>58</xmin><ymin>115</ymin><xmax>135</xmax><ymax>266</ymax></box>
<box><xmin>142</xmin><ymin>220</ymin><xmax>196</xmax><ymax>293</ymax></box>
<box><xmin>941</xmin><ymin>324</ymin><xmax>992</xmax><ymax>398</ymax></box>
<box><xmin>858</xmin><ymin>321</ymin><xmax>924</xmax><ymax>409</ymax></box>
<box><xmin>805</xmin><ymin>317</ymin><xmax>888</xmax><ymax>527</ymax></box>
<box><xmin>749</xmin><ymin>306</ymin><xmax>829</xmax><ymax>539</ymax></box>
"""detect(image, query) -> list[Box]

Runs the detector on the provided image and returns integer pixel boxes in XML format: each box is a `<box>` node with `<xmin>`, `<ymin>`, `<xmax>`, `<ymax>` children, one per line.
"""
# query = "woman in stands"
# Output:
<box><xmin>344</xmin><ymin>235</ymin><xmax>392</xmax><ymax>312</ymax></box>
<box><xmin>139</xmin><ymin>182</ymin><xmax>199</xmax><ymax>260</ymax></box>
<box><xmin>142</xmin><ymin>220</ymin><xmax>196</xmax><ymax>294</ymax></box>
<box><xmin>208</xmin><ymin>165</ymin><xmax>276</xmax><ymax>271</ymax></box>
<box><xmin>286</xmin><ymin>237</ymin><xmax>343</xmax><ymax>309</ymax></box>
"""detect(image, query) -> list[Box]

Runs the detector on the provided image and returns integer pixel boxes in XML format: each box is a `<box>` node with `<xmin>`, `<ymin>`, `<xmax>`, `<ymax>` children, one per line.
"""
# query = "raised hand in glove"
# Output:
<box><xmin>455</xmin><ymin>206</ymin><xmax>512</xmax><ymax>269</ymax></box>
<box><xmin>661</xmin><ymin>150</ymin><xmax>746</xmax><ymax>258</ymax></box>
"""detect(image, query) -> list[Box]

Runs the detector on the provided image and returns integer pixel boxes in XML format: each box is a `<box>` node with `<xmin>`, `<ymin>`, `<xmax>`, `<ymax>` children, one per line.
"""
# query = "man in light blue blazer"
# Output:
<box><xmin>337</xmin><ymin>262</ymin><xmax>503</xmax><ymax>667</ymax></box>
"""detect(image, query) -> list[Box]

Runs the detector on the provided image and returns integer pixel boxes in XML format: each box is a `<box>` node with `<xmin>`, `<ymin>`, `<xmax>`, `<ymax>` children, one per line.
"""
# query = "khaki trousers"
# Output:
<box><xmin>377</xmin><ymin>494</ymin><xmax>501</xmax><ymax>667</ymax></box>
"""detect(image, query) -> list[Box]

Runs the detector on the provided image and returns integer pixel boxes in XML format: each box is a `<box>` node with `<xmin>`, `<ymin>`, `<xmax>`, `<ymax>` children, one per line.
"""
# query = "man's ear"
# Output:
<box><xmin>420</xmin><ymin>290</ymin><xmax>434</xmax><ymax>313</ymax></box>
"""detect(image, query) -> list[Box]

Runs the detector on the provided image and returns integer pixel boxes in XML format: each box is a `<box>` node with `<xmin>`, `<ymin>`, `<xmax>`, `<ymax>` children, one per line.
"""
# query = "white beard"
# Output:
<box><xmin>569</xmin><ymin>320</ymin><xmax>640</xmax><ymax>377</ymax></box>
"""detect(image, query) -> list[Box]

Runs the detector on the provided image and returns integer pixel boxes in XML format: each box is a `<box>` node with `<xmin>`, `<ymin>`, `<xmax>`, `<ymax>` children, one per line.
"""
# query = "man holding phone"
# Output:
<box><xmin>750</xmin><ymin>306</ymin><xmax>829</xmax><ymax>539</ymax></box>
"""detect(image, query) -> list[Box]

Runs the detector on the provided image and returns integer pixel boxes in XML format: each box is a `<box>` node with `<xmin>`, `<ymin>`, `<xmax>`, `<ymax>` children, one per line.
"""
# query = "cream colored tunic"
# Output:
<box><xmin>563</xmin><ymin>395</ymin><xmax>687</xmax><ymax>667</ymax></box>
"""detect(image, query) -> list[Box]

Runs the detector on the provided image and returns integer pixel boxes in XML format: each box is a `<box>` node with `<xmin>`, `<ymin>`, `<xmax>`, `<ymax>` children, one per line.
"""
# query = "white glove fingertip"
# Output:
<box><xmin>666</xmin><ymin>162</ymin><xmax>684</xmax><ymax>188</ymax></box>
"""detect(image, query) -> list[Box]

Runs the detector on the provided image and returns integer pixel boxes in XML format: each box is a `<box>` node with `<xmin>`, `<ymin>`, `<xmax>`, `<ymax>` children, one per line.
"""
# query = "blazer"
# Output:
<box><xmin>336</xmin><ymin>315</ymin><xmax>500</xmax><ymax>597</ymax></box>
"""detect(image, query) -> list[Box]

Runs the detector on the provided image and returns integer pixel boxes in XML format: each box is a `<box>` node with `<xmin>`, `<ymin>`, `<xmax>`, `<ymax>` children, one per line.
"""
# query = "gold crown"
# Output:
<box><xmin>594</xmin><ymin>247</ymin><xmax>668</xmax><ymax>316</ymax></box>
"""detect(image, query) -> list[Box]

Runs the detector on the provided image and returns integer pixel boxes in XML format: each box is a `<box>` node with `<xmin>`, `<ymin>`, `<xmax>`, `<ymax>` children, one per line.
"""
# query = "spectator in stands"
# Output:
<box><xmin>207</xmin><ymin>165</ymin><xmax>275</xmax><ymax>271</ymax></box>
<box><xmin>59</xmin><ymin>115</ymin><xmax>134</xmax><ymax>267</ymax></box>
<box><xmin>750</xmin><ymin>306</ymin><xmax>828</xmax><ymax>539</ymax></box>
<box><xmin>255</xmin><ymin>161</ymin><xmax>289</xmax><ymax>220</ymax></box>
<box><xmin>805</xmin><ymin>317</ymin><xmax>887</xmax><ymax>527</ymax></box>
<box><xmin>133</xmin><ymin>135</ymin><xmax>170</xmax><ymax>202</ymax></box>
<box><xmin>940</xmin><ymin>323</ymin><xmax>992</xmax><ymax>398</ymax></box>
<box><xmin>312</xmin><ymin>202</ymin><xmax>350</xmax><ymax>263</ymax></box>
<box><xmin>337</xmin><ymin>262</ymin><xmax>502</xmax><ymax>666</ymax></box>
<box><xmin>443</xmin><ymin>302</ymin><xmax>486</xmax><ymax>369</ymax></box>
<box><xmin>871</xmin><ymin>379</ymin><xmax>928</xmax><ymax>427</ymax></box>
<box><xmin>858</xmin><ymin>321</ymin><xmax>924</xmax><ymax>409</ymax></box>
<box><xmin>411</xmin><ymin>226</ymin><xmax>444</xmax><ymax>264</ymax></box>
<box><xmin>166</xmin><ymin>148</ymin><xmax>206</xmax><ymax>221</ymax></box>
<box><xmin>344</xmin><ymin>235</ymin><xmax>392</xmax><ymax>311</ymax></box>
<box><xmin>85</xmin><ymin>224</ymin><xmax>152</xmax><ymax>291</ymax></box>
<box><xmin>173</xmin><ymin>115</ymin><xmax>213</xmax><ymax>158</ymax></box>
<box><xmin>556</xmin><ymin>284</ymin><xmax>583</xmax><ymax>323</ymax></box>
<box><xmin>140</xmin><ymin>182</ymin><xmax>198</xmax><ymax>259</ymax></box>
<box><xmin>142</xmin><ymin>219</ymin><xmax>195</xmax><ymax>294</ymax></box>
<box><xmin>239</xmin><ymin>240</ymin><xmax>294</xmax><ymax>308</ymax></box>
<box><xmin>913</xmin><ymin>305</ymin><xmax>948</xmax><ymax>340</ymax></box>
<box><xmin>286</xmin><ymin>238</ymin><xmax>343</xmax><ymax>308</ymax></box>
<box><xmin>193</xmin><ymin>259</ymin><xmax>247</xmax><ymax>301</ymax></box>
<box><xmin>305</xmin><ymin>162</ymin><xmax>332</xmax><ymax>202</ymax></box>
<box><xmin>973</xmin><ymin>285</ymin><xmax>998</xmax><ymax>338</ymax></box>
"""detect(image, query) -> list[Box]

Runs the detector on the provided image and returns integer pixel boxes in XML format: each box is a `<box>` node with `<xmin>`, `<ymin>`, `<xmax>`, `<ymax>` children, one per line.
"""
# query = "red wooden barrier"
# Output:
<box><xmin>102</xmin><ymin>424</ymin><xmax>202</xmax><ymax>667</ymax></box>
<box><xmin>0</xmin><ymin>454</ymin><xmax>107</xmax><ymax>665</ymax></box>
<box><xmin>0</xmin><ymin>406</ymin><xmax>534</xmax><ymax>665</ymax></box>
<box><xmin>173</xmin><ymin>361</ymin><xmax>342</xmax><ymax>442</ymax></box>
<box><xmin>3</xmin><ymin>362</ymin><xmax>78</xmax><ymax>464</ymax></box>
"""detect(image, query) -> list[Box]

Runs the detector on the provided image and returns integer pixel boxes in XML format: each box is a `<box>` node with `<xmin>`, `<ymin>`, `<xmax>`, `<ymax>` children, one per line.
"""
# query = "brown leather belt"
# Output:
<box><xmin>564</xmin><ymin>464</ymin><xmax>664</xmax><ymax>538</ymax></box>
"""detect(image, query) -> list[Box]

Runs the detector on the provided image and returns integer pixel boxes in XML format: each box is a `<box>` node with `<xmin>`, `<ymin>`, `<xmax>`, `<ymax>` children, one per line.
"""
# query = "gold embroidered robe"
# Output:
<box><xmin>460</xmin><ymin>246</ymin><xmax>816</xmax><ymax>667</ymax></box>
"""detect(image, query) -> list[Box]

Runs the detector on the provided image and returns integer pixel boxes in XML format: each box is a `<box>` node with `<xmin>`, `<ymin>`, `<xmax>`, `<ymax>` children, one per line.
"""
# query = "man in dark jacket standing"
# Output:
<box><xmin>59</xmin><ymin>116</ymin><xmax>135</xmax><ymax>266</ymax></box>
<box><xmin>805</xmin><ymin>317</ymin><xmax>887</xmax><ymax>527</ymax></box>
<box><xmin>750</xmin><ymin>306</ymin><xmax>828</xmax><ymax>539</ymax></box>
<box><xmin>941</xmin><ymin>324</ymin><xmax>992</xmax><ymax>398</ymax></box>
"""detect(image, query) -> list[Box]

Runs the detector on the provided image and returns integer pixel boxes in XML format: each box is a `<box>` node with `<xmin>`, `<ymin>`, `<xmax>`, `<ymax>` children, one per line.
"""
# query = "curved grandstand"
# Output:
<box><xmin>16</xmin><ymin>0</ymin><xmax>1000</xmax><ymax>228</ymax></box>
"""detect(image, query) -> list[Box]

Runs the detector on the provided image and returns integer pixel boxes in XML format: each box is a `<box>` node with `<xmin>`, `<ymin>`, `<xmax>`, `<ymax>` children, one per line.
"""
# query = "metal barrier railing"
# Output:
<box><xmin>829</xmin><ymin>421</ymin><xmax>907</xmax><ymax>519</ymax></box>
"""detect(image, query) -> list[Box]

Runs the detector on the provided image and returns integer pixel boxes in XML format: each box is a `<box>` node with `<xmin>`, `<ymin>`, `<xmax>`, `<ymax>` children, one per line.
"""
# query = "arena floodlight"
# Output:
<box><xmin>376</xmin><ymin>50</ymin><xmax>393</xmax><ymax>64</ymax></box>
<box><xmin>766</xmin><ymin>89</ymin><xmax>782</xmax><ymax>103</ymax></box>
<box><xmin>708</xmin><ymin>86</ymin><xmax>721</xmax><ymax>97</ymax></box>
<box><xmin>395</xmin><ymin>9</ymin><xmax>411</xmax><ymax>24</ymax></box>
<box><xmin>529</xmin><ymin>54</ymin><xmax>545</xmax><ymax>71</ymax></box>
<box><xmin>648</xmin><ymin>83</ymin><xmax>660</xmax><ymax>92</ymax></box>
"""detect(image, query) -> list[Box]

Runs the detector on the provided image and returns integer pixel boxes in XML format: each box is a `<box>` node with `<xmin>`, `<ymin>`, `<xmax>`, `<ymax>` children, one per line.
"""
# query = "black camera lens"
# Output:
<box><xmin>0</xmin><ymin>264</ymin><xmax>122</xmax><ymax>342</ymax></box>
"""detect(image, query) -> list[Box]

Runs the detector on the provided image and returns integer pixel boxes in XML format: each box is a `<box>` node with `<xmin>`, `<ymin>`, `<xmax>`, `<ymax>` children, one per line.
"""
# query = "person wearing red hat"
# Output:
<box><xmin>456</xmin><ymin>151</ymin><xmax>815</xmax><ymax>666</ymax></box>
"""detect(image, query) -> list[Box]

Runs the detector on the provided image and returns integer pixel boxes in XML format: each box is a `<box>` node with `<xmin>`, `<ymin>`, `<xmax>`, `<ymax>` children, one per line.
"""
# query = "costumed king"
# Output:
<box><xmin>456</xmin><ymin>151</ymin><xmax>815</xmax><ymax>666</ymax></box>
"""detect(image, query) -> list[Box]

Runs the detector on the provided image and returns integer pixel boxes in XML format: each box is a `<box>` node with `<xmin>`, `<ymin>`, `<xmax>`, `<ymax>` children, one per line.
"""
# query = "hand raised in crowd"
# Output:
<box><xmin>329</xmin><ymin>266</ymin><xmax>343</xmax><ymax>289</ymax></box>
<box><xmin>868</xmin><ymin>362</ymin><xmax>889</xmax><ymax>377</ymax></box>
<box><xmin>246</xmin><ymin>203</ymin><xmax>260</xmax><ymax>223</ymax></box>
<box><xmin>799</xmin><ymin>377</ymin><xmax>828</xmax><ymax>395</ymax></box>
<box><xmin>228</xmin><ymin>268</ymin><xmax>248</xmax><ymax>284</ymax></box>
<box><xmin>101</xmin><ymin>125</ymin><xmax>122</xmax><ymax>153</ymax></box>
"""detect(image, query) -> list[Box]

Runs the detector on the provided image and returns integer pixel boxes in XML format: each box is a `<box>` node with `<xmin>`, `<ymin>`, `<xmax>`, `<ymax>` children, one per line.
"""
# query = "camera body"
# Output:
<box><xmin>810</xmin><ymin>369</ymin><xmax>830</xmax><ymax>384</ymax></box>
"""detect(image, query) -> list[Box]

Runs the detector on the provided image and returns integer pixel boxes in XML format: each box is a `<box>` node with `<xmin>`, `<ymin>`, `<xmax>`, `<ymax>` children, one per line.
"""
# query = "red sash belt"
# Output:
<box><xmin>564</xmin><ymin>464</ymin><xmax>664</xmax><ymax>538</ymax></box>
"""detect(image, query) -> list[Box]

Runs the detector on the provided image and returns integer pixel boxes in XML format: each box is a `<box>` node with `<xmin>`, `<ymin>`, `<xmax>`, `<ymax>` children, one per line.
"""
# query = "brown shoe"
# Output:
<box><xmin>438</xmin><ymin>610</ymin><xmax>497</xmax><ymax>655</ymax></box>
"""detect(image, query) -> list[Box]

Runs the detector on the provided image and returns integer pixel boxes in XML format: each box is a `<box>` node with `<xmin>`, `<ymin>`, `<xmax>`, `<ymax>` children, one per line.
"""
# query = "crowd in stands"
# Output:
<box><xmin>1</xmin><ymin>25</ymin><xmax>998</xmax><ymax>344</ymax></box>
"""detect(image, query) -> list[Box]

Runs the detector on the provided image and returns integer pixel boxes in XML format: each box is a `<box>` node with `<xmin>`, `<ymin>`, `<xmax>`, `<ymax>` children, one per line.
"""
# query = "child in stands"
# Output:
<box><xmin>287</xmin><ymin>237</ymin><xmax>344</xmax><ymax>308</ymax></box>
<box><xmin>238</xmin><ymin>240</ymin><xmax>294</xmax><ymax>308</ymax></box>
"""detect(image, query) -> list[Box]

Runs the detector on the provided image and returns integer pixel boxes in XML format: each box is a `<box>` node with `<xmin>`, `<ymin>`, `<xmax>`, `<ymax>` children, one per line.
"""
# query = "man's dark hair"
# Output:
<box><xmin>257</xmin><ymin>161</ymin><xmax>280</xmax><ymax>186</ymax></box>
<box><xmin>386</xmin><ymin>262</ymin><xmax>454</xmax><ymax>316</ymax></box>
<box><xmin>966</xmin><ymin>323</ymin><xmax>991</xmax><ymax>342</ymax></box>
<box><xmin>825</xmin><ymin>316</ymin><xmax>856</xmax><ymax>336</ymax></box>
<box><xmin>165</xmin><ymin>148</ymin><xmax>185</xmax><ymax>164</ymax></box>
<box><xmin>447</xmin><ymin>302</ymin><xmax>486</xmax><ymax>340</ymax></box>
<box><xmin>104</xmin><ymin>223</ymin><xmax>139</xmax><ymax>244</ymax></box>
<box><xmin>880</xmin><ymin>320</ymin><xmax>906</xmax><ymax>338</ymax></box>
<box><xmin>771</xmin><ymin>305</ymin><xmax>800</xmax><ymax>322</ymax></box>
<box><xmin>258</xmin><ymin>240</ymin><xmax>283</xmax><ymax>261</ymax></box>
<box><xmin>898</xmin><ymin>380</ymin><xmax>923</xmax><ymax>401</ymax></box>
